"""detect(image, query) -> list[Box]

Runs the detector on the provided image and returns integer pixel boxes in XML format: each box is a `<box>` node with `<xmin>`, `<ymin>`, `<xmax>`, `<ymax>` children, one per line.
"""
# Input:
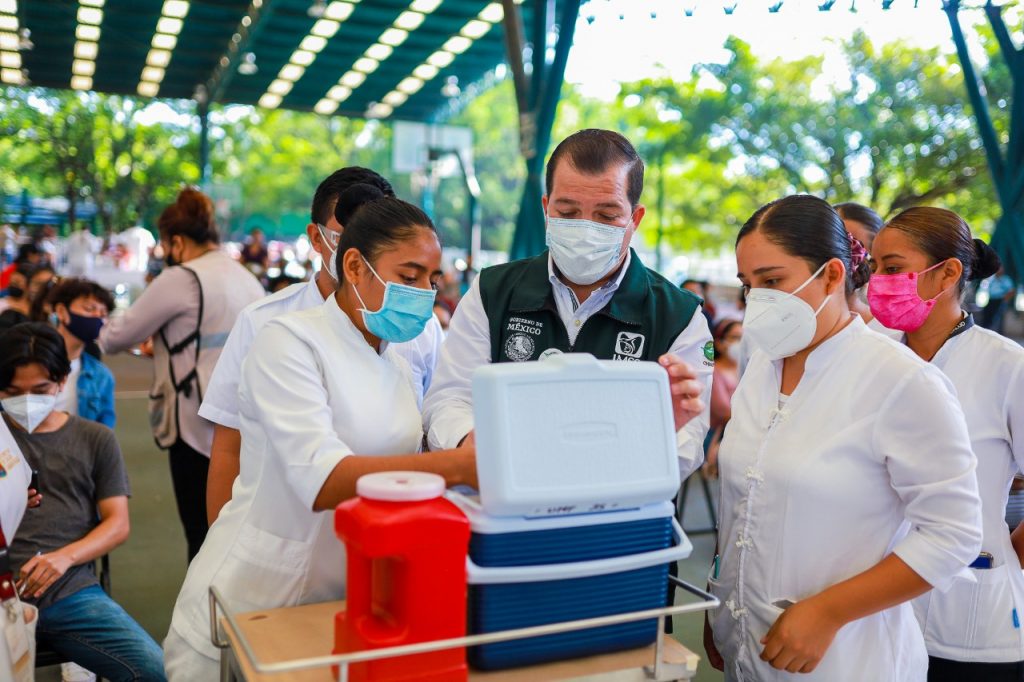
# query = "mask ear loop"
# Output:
<box><xmin>788</xmin><ymin>260</ymin><xmax>837</xmax><ymax>316</ymax></box>
<box><xmin>352</xmin><ymin>255</ymin><xmax>388</xmax><ymax>314</ymax></box>
<box><xmin>919</xmin><ymin>259</ymin><xmax>957</xmax><ymax>304</ymax></box>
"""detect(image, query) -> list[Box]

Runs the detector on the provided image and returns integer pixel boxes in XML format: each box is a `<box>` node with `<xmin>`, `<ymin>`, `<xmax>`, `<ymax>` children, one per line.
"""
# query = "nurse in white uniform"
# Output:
<box><xmin>869</xmin><ymin>207</ymin><xmax>1024</xmax><ymax>682</ymax></box>
<box><xmin>163</xmin><ymin>186</ymin><xmax>477</xmax><ymax>681</ymax></box>
<box><xmin>705</xmin><ymin>195</ymin><xmax>983</xmax><ymax>681</ymax></box>
<box><xmin>202</xmin><ymin>167</ymin><xmax>444</xmax><ymax>524</ymax></box>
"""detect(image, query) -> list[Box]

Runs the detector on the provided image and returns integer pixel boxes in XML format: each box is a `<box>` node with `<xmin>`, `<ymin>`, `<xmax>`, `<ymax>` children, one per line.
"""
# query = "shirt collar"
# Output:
<box><xmin>508</xmin><ymin>249</ymin><xmax>647</xmax><ymax>325</ymax></box>
<box><xmin>799</xmin><ymin>314</ymin><xmax>866</xmax><ymax>374</ymax></box>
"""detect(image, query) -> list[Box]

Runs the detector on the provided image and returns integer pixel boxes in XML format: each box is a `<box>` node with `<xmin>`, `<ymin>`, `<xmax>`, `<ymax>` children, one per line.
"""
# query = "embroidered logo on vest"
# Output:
<box><xmin>614</xmin><ymin>331</ymin><xmax>645</xmax><ymax>360</ymax></box>
<box><xmin>505</xmin><ymin>333</ymin><xmax>536</xmax><ymax>362</ymax></box>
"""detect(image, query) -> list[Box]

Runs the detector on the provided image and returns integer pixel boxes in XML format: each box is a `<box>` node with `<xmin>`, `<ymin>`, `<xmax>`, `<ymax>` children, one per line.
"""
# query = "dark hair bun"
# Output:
<box><xmin>175</xmin><ymin>188</ymin><xmax>214</xmax><ymax>226</ymax></box>
<box><xmin>971</xmin><ymin>238</ymin><xmax>1002</xmax><ymax>281</ymax></box>
<box><xmin>158</xmin><ymin>187</ymin><xmax>218</xmax><ymax>244</ymax></box>
<box><xmin>851</xmin><ymin>258</ymin><xmax>872</xmax><ymax>290</ymax></box>
<box><xmin>335</xmin><ymin>183</ymin><xmax>385</xmax><ymax>225</ymax></box>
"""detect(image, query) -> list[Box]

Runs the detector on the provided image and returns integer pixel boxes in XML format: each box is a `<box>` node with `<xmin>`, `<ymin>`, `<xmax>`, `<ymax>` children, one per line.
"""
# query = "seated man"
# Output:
<box><xmin>47</xmin><ymin>278</ymin><xmax>117</xmax><ymax>428</ymax></box>
<box><xmin>0</xmin><ymin>323</ymin><xmax>166</xmax><ymax>682</ymax></box>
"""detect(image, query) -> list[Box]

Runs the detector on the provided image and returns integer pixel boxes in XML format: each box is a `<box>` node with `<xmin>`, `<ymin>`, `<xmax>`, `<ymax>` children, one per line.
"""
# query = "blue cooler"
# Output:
<box><xmin>450</xmin><ymin>494</ymin><xmax>692</xmax><ymax>670</ymax></box>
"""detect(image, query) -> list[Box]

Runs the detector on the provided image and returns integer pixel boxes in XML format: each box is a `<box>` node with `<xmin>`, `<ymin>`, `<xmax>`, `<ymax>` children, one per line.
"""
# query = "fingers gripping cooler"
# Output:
<box><xmin>463</xmin><ymin>353</ymin><xmax>692</xmax><ymax>669</ymax></box>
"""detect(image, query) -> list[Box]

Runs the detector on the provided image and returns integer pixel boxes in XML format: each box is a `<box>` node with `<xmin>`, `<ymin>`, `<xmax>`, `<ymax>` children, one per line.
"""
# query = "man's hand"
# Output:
<box><xmin>759</xmin><ymin>598</ymin><xmax>842</xmax><ymax>674</ymax></box>
<box><xmin>17</xmin><ymin>550</ymin><xmax>75</xmax><ymax>599</ymax></box>
<box><xmin>659</xmin><ymin>354</ymin><xmax>705</xmax><ymax>431</ymax></box>
<box><xmin>27</xmin><ymin>488</ymin><xmax>42</xmax><ymax>508</ymax></box>
<box><xmin>458</xmin><ymin>431</ymin><xmax>475</xmax><ymax>449</ymax></box>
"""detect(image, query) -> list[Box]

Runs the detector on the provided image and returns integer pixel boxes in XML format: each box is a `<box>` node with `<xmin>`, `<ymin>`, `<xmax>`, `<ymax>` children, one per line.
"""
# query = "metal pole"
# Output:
<box><xmin>656</xmin><ymin>146</ymin><xmax>666</xmax><ymax>273</ymax></box>
<box><xmin>198</xmin><ymin>101</ymin><xmax>211</xmax><ymax>187</ymax></box>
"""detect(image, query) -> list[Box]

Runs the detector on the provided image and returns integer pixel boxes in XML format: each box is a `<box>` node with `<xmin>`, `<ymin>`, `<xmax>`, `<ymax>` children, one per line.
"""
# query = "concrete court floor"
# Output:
<box><xmin>40</xmin><ymin>352</ymin><xmax>724</xmax><ymax>682</ymax></box>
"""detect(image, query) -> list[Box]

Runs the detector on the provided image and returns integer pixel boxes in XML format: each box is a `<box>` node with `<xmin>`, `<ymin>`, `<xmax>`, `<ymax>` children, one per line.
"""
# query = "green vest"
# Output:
<box><xmin>478</xmin><ymin>249</ymin><xmax>702</xmax><ymax>364</ymax></box>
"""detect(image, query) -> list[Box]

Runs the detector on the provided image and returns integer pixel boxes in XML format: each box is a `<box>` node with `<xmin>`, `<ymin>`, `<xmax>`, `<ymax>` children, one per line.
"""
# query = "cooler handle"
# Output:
<box><xmin>465</xmin><ymin>517</ymin><xmax>692</xmax><ymax>585</ymax></box>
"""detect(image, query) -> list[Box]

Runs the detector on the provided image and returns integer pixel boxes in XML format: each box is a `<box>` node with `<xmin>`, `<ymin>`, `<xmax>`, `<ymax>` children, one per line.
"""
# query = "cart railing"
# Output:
<box><xmin>209</xmin><ymin>576</ymin><xmax>718</xmax><ymax>682</ymax></box>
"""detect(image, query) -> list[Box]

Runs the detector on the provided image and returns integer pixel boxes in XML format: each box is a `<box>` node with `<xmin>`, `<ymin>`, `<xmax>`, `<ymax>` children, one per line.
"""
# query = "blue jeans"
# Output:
<box><xmin>37</xmin><ymin>585</ymin><xmax>167</xmax><ymax>682</ymax></box>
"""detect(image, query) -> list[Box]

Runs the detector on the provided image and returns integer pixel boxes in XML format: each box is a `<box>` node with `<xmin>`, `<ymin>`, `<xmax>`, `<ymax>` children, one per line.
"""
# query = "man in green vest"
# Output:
<box><xmin>423</xmin><ymin>128</ymin><xmax>713</xmax><ymax>477</ymax></box>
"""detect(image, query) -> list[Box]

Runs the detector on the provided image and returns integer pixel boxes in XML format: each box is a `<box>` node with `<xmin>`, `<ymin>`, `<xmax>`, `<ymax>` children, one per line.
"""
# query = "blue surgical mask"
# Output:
<box><xmin>352</xmin><ymin>255</ymin><xmax>436</xmax><ymax>343</ymax></box>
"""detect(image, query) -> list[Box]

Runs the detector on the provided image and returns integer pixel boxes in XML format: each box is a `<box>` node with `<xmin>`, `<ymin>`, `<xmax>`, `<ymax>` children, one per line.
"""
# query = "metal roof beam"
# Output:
<box><xmin>203</xmin><ymin>0</ymin><xmax>272</xmax><ymax>106</ymax></box>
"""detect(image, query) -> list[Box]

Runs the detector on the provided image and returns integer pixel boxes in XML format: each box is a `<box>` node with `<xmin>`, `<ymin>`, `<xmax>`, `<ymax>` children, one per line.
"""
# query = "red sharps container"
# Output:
<box><xmin>334</xmin><ymin>472</ymin><xmax>470</xmax><ymax>682</ymax></box>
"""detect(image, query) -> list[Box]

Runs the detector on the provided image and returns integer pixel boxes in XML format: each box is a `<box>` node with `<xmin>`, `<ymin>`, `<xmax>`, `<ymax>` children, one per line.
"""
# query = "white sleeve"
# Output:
<box><xmin>197</xmin><ymin>308</ymin><xmax>256</xmax><ymax>429</ymax></box>
<box><xmin>420</xmin><ymin>314</ymin><xmax>444</xmax><ymax>395</ymax></box>
<box><xmin>878</xmin><ymin>365</ymin><xmax>983</xmax><ymax>592</ymax></box>
<box><xmin>1005</xmin><ymin>360</ymin><xmax>1024</xmax><ymax>474</ymax></box>
<box><xmin>422</xmin><ymin>277</ymin><xmax>491</xmax><ymax>450</ymax></box>
<box><xmin>0</xmin><ymin>418</ymin><xmax>30</xmax><ymax>542</ymax></box>
<box><xmin>240</xmin><ymin>322</ymin><xmax>354</xmax><ymax>511</ymax></box>
<box><xmin>667</xmin><ymin>309</ymin><xmax>714</xmax><ymax>478</ymax></box>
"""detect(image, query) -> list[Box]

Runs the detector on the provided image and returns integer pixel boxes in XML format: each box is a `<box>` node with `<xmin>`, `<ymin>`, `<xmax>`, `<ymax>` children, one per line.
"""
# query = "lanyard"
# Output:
<box><xmin>0</xmin><ymin>525</ymin><xmax>14</xmax><ymax>601</ymax></box>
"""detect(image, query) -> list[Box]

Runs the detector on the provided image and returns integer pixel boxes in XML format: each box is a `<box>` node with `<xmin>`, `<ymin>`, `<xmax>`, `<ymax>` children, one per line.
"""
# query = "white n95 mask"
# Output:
<box><xmin>316</xmin><ymin>223</ymin><xmax>341</xmax><ymax>281</ymax></box>
<box><xmin>545</xmin><ymin>217</ymin><xmax>630</xmax><ymax>286</ymax></box>
<box><xmin>2</xmin><ymin>393</ymin><xmax>56</xmax><ymax>433</ymax></box>
<box><xmin>743</xmin><ymin>261</ymin><xmax>831</xmax><ymax>360</ymax></box>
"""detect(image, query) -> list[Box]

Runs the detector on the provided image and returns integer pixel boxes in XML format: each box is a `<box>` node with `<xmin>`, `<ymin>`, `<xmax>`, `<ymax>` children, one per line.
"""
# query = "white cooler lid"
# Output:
<box><xmin>471</xmin><ymin>353</ymin><xmax>680</xmax><ymax>517</ymax></box>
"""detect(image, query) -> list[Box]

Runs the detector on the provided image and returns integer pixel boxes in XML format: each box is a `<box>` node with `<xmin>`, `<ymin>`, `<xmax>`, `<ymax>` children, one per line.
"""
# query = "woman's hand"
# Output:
<box><xmin>27</xmin><ymin>487</ymin><xmax>42</xmax><ymax>509</ymax></box>
<box><xmin>659</xmin><ymin>354</ymin><xmax>705</xmax><ymax>431</ymax></box>
<box><xmin>760</xmin><ymin>598</ymin><xmax>842</xmax><ymax>674</ymax></box>
<box><xmin>703</xmin><ymin>611</ymin><xmax>725</xmax><ymax>671</ymax></box>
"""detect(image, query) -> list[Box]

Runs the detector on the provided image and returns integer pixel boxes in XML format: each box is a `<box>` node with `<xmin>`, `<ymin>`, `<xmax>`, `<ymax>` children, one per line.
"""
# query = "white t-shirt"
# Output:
<box><xmin>199</xmin><ymin>276</ymin><xmax>444</xmax><ymax>430</ymax></box>
<box><xmin>55</xmin><ymin>358</ymin><xmax>81</xmax><ymax>416</ymax></box>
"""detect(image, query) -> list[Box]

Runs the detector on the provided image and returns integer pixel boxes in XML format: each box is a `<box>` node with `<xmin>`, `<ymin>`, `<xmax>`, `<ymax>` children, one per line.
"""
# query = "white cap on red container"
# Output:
<box><xmin>356</xmin><ymin>471</ymin><xmax>446</xmax><ymax>502</ymax></box>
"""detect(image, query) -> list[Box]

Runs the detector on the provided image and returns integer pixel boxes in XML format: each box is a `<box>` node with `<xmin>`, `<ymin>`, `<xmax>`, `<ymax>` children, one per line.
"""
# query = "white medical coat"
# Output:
<box><xmin>166</xmin><ymin>297</ymin><xmax>423</xmax><ymax>669</ymax></box>
<box><xmin>912</xmin><ymin>322</ymin><xmax>1024</xmax><ymax>662</ymax></box>
<box><xmin>710</xmin><ymin>317</ymin><xmax>983</xmax><ymax>681</ymax></box>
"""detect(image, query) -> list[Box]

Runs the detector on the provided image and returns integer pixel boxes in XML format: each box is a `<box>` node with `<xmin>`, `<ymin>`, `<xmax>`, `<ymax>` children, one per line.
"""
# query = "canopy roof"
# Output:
<box><xmin>3</xmin><ymin>0</ymin><xmax>529</xmax><ymax>122</ymax></box>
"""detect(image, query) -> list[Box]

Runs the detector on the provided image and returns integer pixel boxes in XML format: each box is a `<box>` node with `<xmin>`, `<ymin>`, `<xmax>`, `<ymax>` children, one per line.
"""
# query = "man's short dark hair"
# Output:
<box><xmin>310</xmin><ymin>167</ymin><xmax>395</xmax><ymax>226</ymax></box>
<box><xmin>15</xmin><ymin>243</ymin><xmax>40</xmax><ymax>264</ymax></box>
<box><xmin>46</xmin><ymin>278</ymin><xmax>115</xmax><ymax>314</ymax></box>
<box><xmin>545</xmin><ymin>129</ymin><xmax>645</xmax><ymax>207</ymax></box>
<box><xmin>0</xmin><ymin>322</ymin><xmax>72</xmax><ymax>388</ymax></box>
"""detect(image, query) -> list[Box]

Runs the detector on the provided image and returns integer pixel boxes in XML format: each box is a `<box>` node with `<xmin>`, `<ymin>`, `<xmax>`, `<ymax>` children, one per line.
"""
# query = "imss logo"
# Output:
<box><xmin>614</xmin><ymin>332</ymin><xmax>645</xmax><ymax>360</ymax></box>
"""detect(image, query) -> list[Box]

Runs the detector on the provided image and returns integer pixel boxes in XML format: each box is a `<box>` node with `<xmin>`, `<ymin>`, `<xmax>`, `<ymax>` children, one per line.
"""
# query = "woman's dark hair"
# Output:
<box><xmin>28</xmin><ymin>267</ymin><xmax>57</xmax><ymax>322</ymax></box>
<box><xmin>336</xmin><ymin>184</ymin><xmax>437</xmax><ymax>264</ymax></box>
<box><xmin>881</xmin><ymin>207</ymin><xmax>1001</xmax><ymax>293</ymax></box>
<box><xmin>158</xmin><ymin>187</ymin><xmax>220</xmax><ymax>245</ymax></box>
<box><xmin>46</xmin><ymin>278</ymin><xmax>115</xmax><ymax>314</ymax></box>
<box><xmin>0</xmin><ymin>322</ymin><xmax>72</xmax><ymax>388</ymax></box>
<box><xmin>834</xmin><ymin>202</ymin><xmax>883</xmax><ymax>234</ymax></box>
<box><xmin>737</xmin><ymin>195</ymin><xmax>871</xmax><ymax>294</ymax></box>
<box><xmin>14</xmin><ymin>243</ymin><xmax>40</xmax><ymax>264</ymax></box>
<box><xmin>314</xmin><ymin>167</ymin><xmax>394</xmax><ymax>225</ymax></box>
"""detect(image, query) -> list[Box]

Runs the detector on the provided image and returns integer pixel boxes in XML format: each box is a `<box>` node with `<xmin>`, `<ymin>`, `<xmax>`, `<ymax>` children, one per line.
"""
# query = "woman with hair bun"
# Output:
<box><xmin>705</xmin><ymin>195</ymin><xmax>982</xmax><ymax>680</ymax></box>
<box><xmin>871</xmin><ymin>207</ymin><xmax>1024</xmax><ymax>681</ymax></box>
<box><xmin>163</xmin><ymin>187</ymin><xmax>476</xmax><ymax>680</ymax></box>
<box><xmin>99</xmin><ymin>188</ymin><xmax>265</xmax><ymax>562</ymax></box>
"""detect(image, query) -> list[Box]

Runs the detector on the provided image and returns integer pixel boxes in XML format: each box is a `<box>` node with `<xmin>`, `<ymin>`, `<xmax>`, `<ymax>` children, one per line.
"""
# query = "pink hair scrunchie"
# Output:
<box><xmin>847</xmin><ymin>232</ymin><xmax>867</xmax><ymax>269</ymax></box>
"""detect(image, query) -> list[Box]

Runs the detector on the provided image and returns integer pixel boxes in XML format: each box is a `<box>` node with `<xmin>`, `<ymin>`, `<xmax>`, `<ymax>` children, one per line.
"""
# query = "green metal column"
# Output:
<box><xmin>198</xmin><ymin>101</ymin><xmax>211</xmax><ymax>187</ymax></box>
<box><xmin>945</xmin><ymin>1</ymin><xmax>1024</xmax><ymax>283</ymax></box>
<box><xmin>507</xmin><ymin>0</ymin><xmax>582</xmax><ymax>260</ymax></box>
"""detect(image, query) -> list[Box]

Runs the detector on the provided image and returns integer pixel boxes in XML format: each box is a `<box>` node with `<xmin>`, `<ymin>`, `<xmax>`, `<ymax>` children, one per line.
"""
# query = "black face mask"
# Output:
<box><xmin>164</xmin><ymin>253</ymin><xmax>178</xmax><ymax>267</ymax></box>
<box><xmin>6</xmin><ymin>285</ymin><xmax>24</xmax><ymax>299</ymax></box>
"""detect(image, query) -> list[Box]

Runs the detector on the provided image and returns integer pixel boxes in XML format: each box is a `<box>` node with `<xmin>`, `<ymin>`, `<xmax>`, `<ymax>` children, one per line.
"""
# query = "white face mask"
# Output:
<box><xmin>743</xmin><ymin>261</ymin><xmax>832</xmax><ymax>360</ymax></box>
<box><xmin>725</xmin><ymin>342</ymin><xmax>742</xmax><ymax>363</ymax></box>
<box><xmin>316</xmin><ymin>223</ymin><xmax>341</xmax><ymax>281</ymax></box>
<box><xmin>2</xmin><ymin>393</ymin><xmax>57</xmax><ymax>433</ymax></box>
<box><xmin>545</xmin><ymin>217</ymin><xmax>631</xmax><ymax>286</ymax></box>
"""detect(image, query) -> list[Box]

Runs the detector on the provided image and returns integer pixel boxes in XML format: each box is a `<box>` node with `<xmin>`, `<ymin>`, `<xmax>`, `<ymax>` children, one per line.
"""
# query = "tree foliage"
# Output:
<box><xmin>0</xmin><ymin>24</ymin><xmax>1012</xmax><ymax>257</ymax></box>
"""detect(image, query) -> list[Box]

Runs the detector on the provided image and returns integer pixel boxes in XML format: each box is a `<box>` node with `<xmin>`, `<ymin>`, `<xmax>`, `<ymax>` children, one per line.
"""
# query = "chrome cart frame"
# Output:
<box><xmin>209</xmin><ymin>576</ymin><xmax>718</xmax><ymax>682</ymax></box>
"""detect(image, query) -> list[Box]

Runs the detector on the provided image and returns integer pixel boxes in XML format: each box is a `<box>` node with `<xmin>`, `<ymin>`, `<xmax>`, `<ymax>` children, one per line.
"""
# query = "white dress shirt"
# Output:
<box><xmin>423</xmin><ymin>252</ymin><xmax>713</xmax><ymax>477</ymax></box>
<box><xmin>710</xmin><ymin>317</ymin><xmax>983</xmax><ymax>681</ymax></box>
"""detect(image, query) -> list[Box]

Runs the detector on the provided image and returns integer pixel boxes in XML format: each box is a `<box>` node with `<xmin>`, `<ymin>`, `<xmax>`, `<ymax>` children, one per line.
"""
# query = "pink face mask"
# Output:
<box><xmin>867</xmin><ymin>260</ymin><xmax>951</xmax><ymax>332</ymax></box>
